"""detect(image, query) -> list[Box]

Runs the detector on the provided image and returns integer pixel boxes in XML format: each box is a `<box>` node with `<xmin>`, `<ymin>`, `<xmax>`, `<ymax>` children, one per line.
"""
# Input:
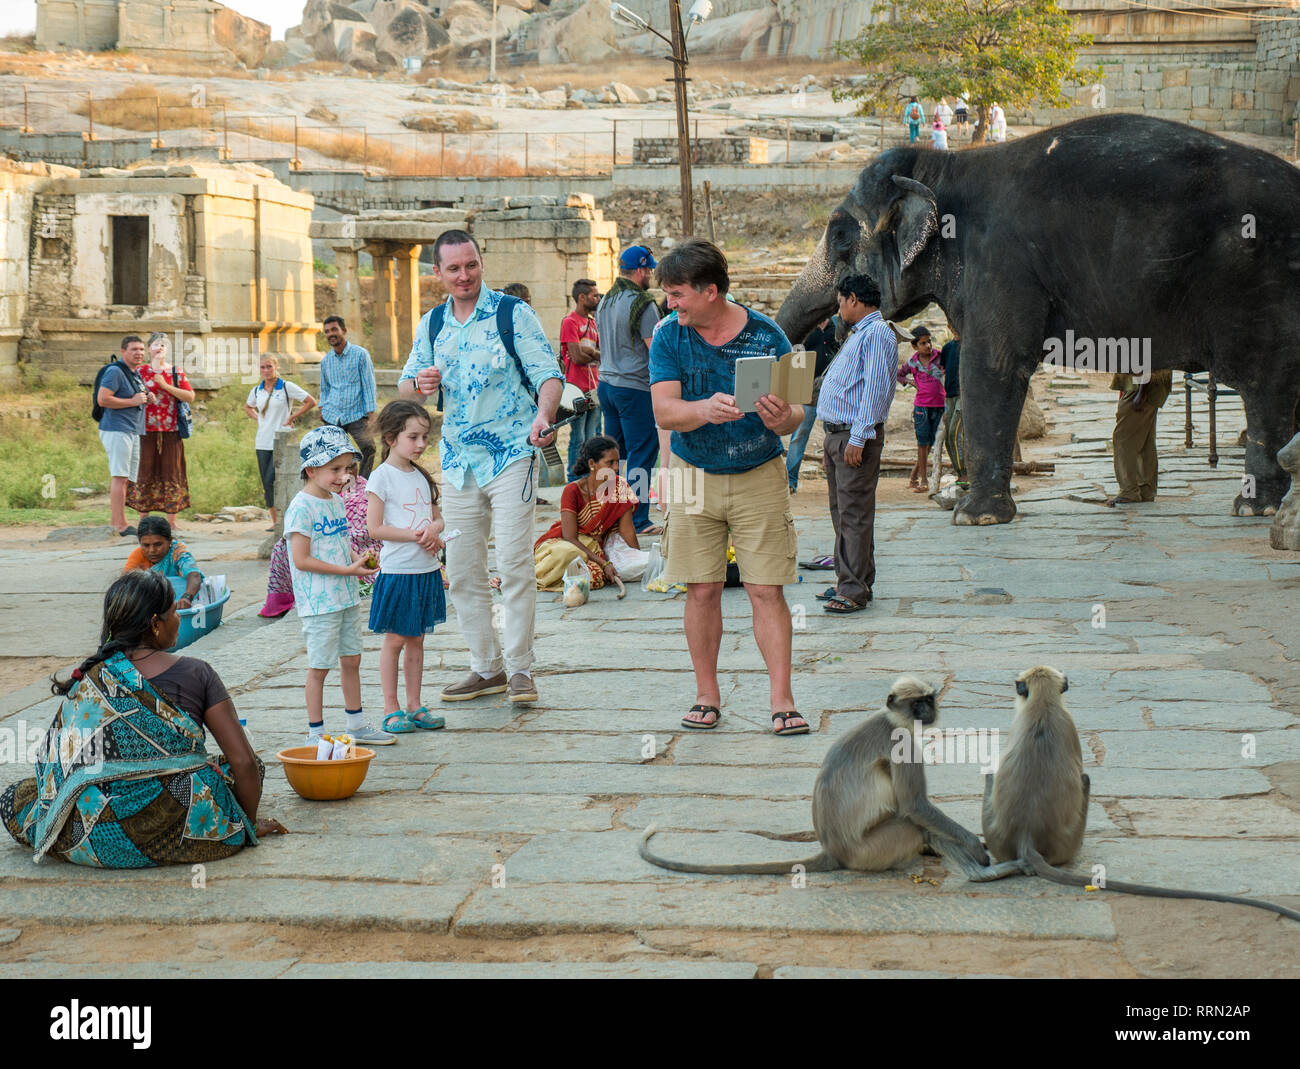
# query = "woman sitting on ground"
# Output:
<box><xmin>0</xmin><ymin>570</ymin><xmax>283</xmax><ymax>867</ymax></box>
<box><xmin>123</xmin><ymin>515</ymin><xmax>202</xmax><ymax>608</ymax></box>
<box><xmin>534</xmin><ymin>435</ymin><xmax>645</xmax><ymax>590</ymax></box>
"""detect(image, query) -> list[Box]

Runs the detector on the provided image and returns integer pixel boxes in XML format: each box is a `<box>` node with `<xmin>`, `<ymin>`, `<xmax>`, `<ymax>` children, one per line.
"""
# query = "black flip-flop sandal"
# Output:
<box><xmin>682</xmin><ymin>704</ymin><xmax>720</xmax><ymax>729</ymax></box>
<box><xmin>772</xmin><ymin>712</ymin><xmax>810</xmax><ymax>736</ymax></box>
<box><xmin>824</xmin><ymin>594</ymin><xmax>865</xmax><ymax>614</ymax></box>
<box><xmin>815</xmin><ymin>587</ymin><xmax>837</xmax><ymax>601</ymax></box>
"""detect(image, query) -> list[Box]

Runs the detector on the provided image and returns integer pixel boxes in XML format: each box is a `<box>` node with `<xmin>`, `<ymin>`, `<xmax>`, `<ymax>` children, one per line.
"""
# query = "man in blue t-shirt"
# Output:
<box><xmin>96</xmin><ymin>335</ymin><xmax>149</xmax><ymax>536</ymax></box>
<box><xmin>649</xmin><ymin>239</ymin><xmax>808</xmax><ymax>738</ymax></box>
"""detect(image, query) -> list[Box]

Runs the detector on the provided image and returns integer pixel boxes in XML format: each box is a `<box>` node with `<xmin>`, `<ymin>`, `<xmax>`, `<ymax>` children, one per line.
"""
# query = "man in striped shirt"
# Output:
<box><xmin>319</xmin><ymin>315</ymin><xmax>379</xmax><ymax>477</ymax></box>
<box><xmin>815</xmin><ymin>275</ymin><xmax>899</xmax><ymax>613</ymax></box>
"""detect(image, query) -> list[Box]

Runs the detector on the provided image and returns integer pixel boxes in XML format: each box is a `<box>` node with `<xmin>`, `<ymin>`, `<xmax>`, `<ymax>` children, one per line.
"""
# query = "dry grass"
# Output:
<box><xmin>70</xmin><ymin>86</ymin><xmax>225</xmax><ymax>132</ymax></box>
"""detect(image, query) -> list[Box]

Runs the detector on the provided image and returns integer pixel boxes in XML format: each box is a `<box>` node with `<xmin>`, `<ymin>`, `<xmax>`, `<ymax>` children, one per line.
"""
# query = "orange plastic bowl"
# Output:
<box><xmin>277</xmin><ymin>745</ymin><xmax>376</xmax><ymax>800</ymax></box>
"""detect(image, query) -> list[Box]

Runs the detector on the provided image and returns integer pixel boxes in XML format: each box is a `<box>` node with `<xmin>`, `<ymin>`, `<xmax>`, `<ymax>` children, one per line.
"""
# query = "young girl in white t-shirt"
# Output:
<box><xmin>366</xmin><ymin>401</ymin><xmax>447</xmax><ymax>732</ymax></box>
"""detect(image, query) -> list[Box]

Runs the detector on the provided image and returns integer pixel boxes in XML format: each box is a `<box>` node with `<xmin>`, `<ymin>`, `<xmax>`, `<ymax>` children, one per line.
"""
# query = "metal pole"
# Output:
<box><xmin>87</xmin><ymin>91</ymin><xmax>93</xmax><ymax>140</ymax></box>
<box><xmin>611</xmin><ymin>119</ymin><xmax>617</xmax><ymax>172</ymax></box>
<box><xmin>1207</xmin><ymin>373</ymin><xmax>1219</xmax><ymax>468</ymax></box>
<box><xmin>1184</xmin><ymin>372</ymin><xmax>1193</xmax><ymax>449</ymax></box>
<box><xmin>669</xmin><ymin>0</ymin><xmax>694</xmax><ymax>236</ymax></box>
<box><xmin>490</xmin><ymin>0</ymin><xmax>498</xmax><ymax>83</ymax></box>
<box><xmin>703</xmin><ymin>179</ymin><xmax>715</xmax><ymax>243</ymax></box>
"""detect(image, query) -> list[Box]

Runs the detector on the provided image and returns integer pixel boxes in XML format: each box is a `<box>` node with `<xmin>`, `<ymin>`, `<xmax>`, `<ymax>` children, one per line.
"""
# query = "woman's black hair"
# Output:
<box><xmin>575</xmin><ymin>435</ymin><xmax>619</xmax><ymax>477</ymax></box>
<box><xmin>51</xmin><ymin>570</ymin><xmax>175</xmax><ymax>696</ymax></box>
<box><xmin>136</xmin><ymin>515</ymin><xmax>172</xmax><ymax>542</ymax></box>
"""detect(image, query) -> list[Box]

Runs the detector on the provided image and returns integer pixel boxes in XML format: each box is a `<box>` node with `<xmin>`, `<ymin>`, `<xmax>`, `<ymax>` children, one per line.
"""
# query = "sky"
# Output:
<box><xmin>0</xmin><ymin>1</ymin><xmax>306</xmax><ymax>41</ymax></box>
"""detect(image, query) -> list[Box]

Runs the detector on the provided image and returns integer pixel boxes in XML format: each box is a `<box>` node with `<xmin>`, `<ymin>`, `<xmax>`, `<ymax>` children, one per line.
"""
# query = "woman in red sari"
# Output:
<box><xmin>534</xmin><ymin>436</ymin><xmax>642</xmax><ymax>590</ymax></box>
<box><xmin>126</xmin><ymin>332</ymin><xmax>194</xmax><ymax>525</ymax></box>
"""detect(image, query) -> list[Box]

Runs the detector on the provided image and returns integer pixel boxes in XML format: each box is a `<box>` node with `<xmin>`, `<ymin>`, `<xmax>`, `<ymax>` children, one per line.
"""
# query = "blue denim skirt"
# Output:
<box><xmin>368</xmin><ymin>569</ymin><xmax>447</xmax><ymax>637</ymax></box>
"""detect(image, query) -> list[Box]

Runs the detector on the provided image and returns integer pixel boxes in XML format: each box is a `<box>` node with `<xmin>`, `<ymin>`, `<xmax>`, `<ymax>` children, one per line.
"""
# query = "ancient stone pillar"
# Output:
<box><xmin>367</xmin><ymin>242</ymin><xmax>399</xmax><ymax>365</ymax></box>
<box><xmin>334</xmin><ymin>244</ymin><xmax>363</xmax><ymax>334</ymax></box>
<box><xmin>394</xmin><ymin>244</ymin><xmax>422</xmax><ymax>363</ymax></box>
<box><xmin>1269</xmin><ymin>432</ymin><xmax>1300</xmax><ymax>551</ymax></box>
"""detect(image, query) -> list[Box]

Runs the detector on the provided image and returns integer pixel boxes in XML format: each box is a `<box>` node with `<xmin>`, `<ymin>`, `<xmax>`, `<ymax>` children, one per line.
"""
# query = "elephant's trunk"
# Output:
<box><xmin>776</xmin><ymin>235</ymin><xmax>839</xmax><ymax>346</ymax></box>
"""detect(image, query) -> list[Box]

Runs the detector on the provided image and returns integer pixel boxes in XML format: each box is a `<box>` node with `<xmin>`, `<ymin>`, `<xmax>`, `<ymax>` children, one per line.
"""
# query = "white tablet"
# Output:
<box><xmin>733</xmin><ymin>355</ymin><xmax>777</xmax><ymax>413</ymax></box>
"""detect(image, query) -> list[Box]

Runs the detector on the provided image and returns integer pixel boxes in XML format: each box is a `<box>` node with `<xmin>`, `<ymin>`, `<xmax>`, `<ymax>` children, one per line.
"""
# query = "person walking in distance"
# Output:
<box><xmin>939</xmin><ymin>323</ymin><xmax>966</xmax><ymax>488</ymax></box>
<box><xmin>649</xmin><ymin>239</ymin><xmax>808</xmax><ymax>737</ymax></box>
<box><xmin>596</xmin><ymin>246</ymin><xmax>663</xmax><ymax>535</ymax></box>
<box><xmin>318</xmin><ymin>315</ymin><xmax>378</xmax><ymax>478</ymax></box>
<box><xmin>398</xmin><ymin>229</ymin><xmax>563</xmax><ymax>705</ymax></box>
<box><xmin>560</xmin><ymin>278</ymin><xmax>602</xmax><ymax>479</ymax></box>
<box><xmin>815</xmin><ymin>275</ymin><xmax>899</xmax><ymax>614</ymax></box>
<box><xmin>95</xmin><ymin>335</ymin><xmax>149</xmax><ymax>537</ymax></box>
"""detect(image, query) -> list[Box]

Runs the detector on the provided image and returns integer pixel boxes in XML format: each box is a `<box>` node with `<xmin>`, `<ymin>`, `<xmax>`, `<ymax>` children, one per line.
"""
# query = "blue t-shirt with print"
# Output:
<box><xmin>648</xmin><ymin>306</ymin><xmax>790</xmax><ymax>475</ymax></box>
<box><xmin>99</xmin><ymin>363</ymin><xmax>146</xmax><ymax>435</ymax></box>
<box><xmin>283</xmin><ymin>490</ymin><xmax>359</xmax><ymax>617</ymax></box>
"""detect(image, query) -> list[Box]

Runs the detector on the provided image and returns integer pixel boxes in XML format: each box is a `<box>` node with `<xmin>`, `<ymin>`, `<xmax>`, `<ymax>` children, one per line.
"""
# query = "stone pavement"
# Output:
<box><xmin>0</xmin><ymin>380</ymin><xmax>1297</xmax><ymax>978</ymax></box>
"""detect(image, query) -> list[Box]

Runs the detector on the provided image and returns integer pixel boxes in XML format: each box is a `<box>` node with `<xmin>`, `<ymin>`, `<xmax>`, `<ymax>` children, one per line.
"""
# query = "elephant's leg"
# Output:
<box><xmin>952</xmin><ymin>338</ymin><xmax>1032</xmax><ymax>526</ymax></box>
<box><xmin>1235</xmin><ymin>381</ymin><xmax>1299</xmax><ymax>516</ymax></box>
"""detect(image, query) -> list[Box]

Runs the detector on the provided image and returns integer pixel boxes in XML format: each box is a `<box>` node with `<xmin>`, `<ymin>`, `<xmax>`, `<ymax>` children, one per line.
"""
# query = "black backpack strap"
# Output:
<box><xmin>427</xmin><ymin>304</ymin><xmax>447</xmax><ymax>412</ymax></box>
<box><xmin>495</xmin><ymin>294</ymin><xmax>534</xmax><ymax>399</ymax></box>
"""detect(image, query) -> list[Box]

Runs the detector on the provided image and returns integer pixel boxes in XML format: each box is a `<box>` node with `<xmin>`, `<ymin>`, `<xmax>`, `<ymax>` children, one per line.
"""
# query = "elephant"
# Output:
<box><xmin>775</xmin><ymin>114</ymin><xmax>1300</xmax><ymax>524</ymax></box>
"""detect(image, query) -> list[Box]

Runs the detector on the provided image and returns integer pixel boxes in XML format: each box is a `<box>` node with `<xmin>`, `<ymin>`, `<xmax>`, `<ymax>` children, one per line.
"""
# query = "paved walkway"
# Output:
<box><xmin>1</xmin><ymin>380</ymin><xmax>1297</xmax><ymax>978</ymax></box>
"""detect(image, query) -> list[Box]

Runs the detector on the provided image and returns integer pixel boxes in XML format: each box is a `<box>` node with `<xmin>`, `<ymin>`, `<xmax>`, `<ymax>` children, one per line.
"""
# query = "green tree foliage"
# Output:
<box><xmin>834</xmin><ymin>0</ymin><xmax>1101</xmax><ymax>143</ymax></box>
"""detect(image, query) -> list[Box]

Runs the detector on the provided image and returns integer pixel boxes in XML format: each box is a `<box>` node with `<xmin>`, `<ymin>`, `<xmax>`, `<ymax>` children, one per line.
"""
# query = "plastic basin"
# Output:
<box><xmin>166</xmin><ymin>576</ymin><xmax>230</xmax><ymax>652</ymax></box>
<box><xmin>277</xmin><ymin>745</ymin><xmax>376</xmax><ymax>800</ymax></box>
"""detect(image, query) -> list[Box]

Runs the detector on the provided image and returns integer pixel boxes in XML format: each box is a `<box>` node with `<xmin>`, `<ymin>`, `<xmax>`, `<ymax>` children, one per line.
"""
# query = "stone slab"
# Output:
<box><xmin>281</xmin><ymin>960</ymin><xmax>759</xmax><ymax>978</ymax></box>
<box><xmin>0</xmin><ymin>961</ymin><xmax>298</xmax><ymax>979</ymax></box>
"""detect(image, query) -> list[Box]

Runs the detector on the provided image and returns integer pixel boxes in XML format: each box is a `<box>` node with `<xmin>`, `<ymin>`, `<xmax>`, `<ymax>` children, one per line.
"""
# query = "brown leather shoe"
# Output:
<box><xmin>440</xmin><ymin>671</ymin><xmax>508</xmax><ymax>702</ymax></box>
<box><xmin>508</xmin><ymin>673</ymin><xmax>539</xmax><ymax>704</ymax></box>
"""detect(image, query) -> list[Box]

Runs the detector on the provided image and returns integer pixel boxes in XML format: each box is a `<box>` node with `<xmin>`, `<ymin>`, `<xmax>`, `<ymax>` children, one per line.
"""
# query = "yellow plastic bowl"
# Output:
<box><xmin>277</xmin><ymin>745</ymin><xmax>376</xmax><ymax>800</ymax></box>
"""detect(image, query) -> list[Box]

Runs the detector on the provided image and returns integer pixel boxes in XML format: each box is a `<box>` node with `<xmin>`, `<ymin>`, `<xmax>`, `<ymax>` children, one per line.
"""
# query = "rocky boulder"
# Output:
<box><xmin>214</xmin><ymin>6</ymin><xmax>271</xmax><ymax>68</ymax></box>
<box><xmin>376</xmin><ymin>7</ymin><xmax>451</xmax><ymax>66</ymax></box>
<box><xmin>1019</xmin><ymin>393</ymin><xmax>1048</xmax><ymax>439</ymax></box>
<box><xmin>334</xmin><ymin>21</ymin><xmax>380</xmax><ymax>69</ymax></box>
<box><xmin>301</xmin><ymin>0</ymin><xmax>366</xmax><ymax>41</ymax></box>
<box><xmin>368</xmin><ymin>0</ymin><xmax>425</xmax><ymax>37</ymax></box>
<box><xmin>401</xmin><ymin>110</ymin><xmax>499</xmax><ymax>132</ymax></box>
<box><xmin>539</xmin><ymin>0</ymin><xmax>619</xmax><ymax>65</ymax></box>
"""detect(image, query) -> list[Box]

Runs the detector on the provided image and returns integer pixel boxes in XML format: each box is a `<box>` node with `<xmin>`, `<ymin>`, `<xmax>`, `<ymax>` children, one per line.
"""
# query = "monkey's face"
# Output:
<box><xmin>910</xmin><ymin>693</ymin><xmax>937</xmax><ymax>724</ymax></box>
<box><xmin>1015</xmin><ymin>665</ymin><xmax>1069</xmax><ymax>698</ymax></box>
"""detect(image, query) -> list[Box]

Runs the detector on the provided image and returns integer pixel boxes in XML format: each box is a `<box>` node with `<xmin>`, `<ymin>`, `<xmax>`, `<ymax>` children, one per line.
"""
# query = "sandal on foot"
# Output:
<box><xmin>382</xmin><ymin>711</ymin><xmax>417</xmax><ymax>733</ymax></box>
<box><xmin>799</xmin><ymin>554</ymin><xmax>836</xmax><ymax>570</ymax></box>
<box><xmin>682</xmin><ymin>704</ymin><xmax>720</xmax><ymax>729</ymax></box>
<box><xmin>408</xmin><ymin>706</ymin><xmax>445</xmax><ymax>730</ymax></box>
<box><xmin>814</xmin><ymin>586</ymin><xmax>838</xmax><ymax>601</ymax></box>
<box><xmin>772</xmin><ymin>712</ymin><xmax>810</xmax><ymax>736</ymax></box>
<box><xmin>824</xmin><ymin>594</ymin><xmax>866</xmax><ymax>614</ymax></box>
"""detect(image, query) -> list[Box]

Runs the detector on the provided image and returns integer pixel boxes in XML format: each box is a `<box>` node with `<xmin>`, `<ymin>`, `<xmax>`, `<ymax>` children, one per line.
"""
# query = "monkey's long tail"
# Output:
<box><xmin>1023</xmin><ymin>846</ymin><xmax>1300</xmax><ymax>924</ymax></box>
<box><xmin>638</xmin><ymin>825</ymin><xmax>840</xmax><ymax>875</ymax></box>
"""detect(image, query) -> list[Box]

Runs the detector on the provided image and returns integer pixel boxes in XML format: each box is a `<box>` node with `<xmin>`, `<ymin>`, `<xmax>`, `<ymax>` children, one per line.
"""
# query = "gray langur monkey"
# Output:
<box><xmin>639</xmin><ymin>676</ymin><xmax>990</xmax><ymax>876</ymax></box>
<box><xmin>973</xmin><ymin>665</ymin><xmax>1300</xmax><ymax>924</ymax></box>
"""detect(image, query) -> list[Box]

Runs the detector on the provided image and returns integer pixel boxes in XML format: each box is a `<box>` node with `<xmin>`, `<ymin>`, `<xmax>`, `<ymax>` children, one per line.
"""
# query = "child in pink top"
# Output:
<box><xmin>896</xmin><ymin>327</ymin><xmax>947</xmax><ymax>491</ymax></box>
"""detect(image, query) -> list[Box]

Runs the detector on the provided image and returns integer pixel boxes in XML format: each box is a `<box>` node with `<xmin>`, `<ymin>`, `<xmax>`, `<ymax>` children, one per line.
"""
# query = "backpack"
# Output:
<box><xmin>91</xmin><ymin>356</ymin><xmax>121</xmax><ymax>423</ymax></box>
<box><xmin>908</xmin><ymin>103</ymin><xmax>921</xmax><ymax>121</ymax></box>
<box><xmin>425</xmin><ymin>293</ymin><xmax>529</xmax><ymax>413</ymax></box>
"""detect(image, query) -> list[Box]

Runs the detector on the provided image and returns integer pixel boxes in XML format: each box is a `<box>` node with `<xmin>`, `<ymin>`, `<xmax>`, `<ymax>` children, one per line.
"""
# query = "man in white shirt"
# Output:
<box><xmin>246</xmin><ymin>355</ymin><xmax>316</xmax><ymax>526</ymax></box>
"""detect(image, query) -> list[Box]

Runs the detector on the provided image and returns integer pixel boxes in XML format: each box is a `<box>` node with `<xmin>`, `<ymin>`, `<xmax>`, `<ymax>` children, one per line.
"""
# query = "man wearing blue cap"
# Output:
<box><xmin>595</xmin><ymin>245</ymin><xmax>663</xmax><ymax>534</ymax></box>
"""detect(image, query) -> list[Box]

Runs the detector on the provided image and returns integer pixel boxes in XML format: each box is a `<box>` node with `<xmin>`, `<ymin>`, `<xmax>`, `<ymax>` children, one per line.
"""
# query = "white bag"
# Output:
<box><xmin>562</xmin><ymin>557</ymin><xmax>590</xmax><ymax>607</ymax></box>
<box><xmin>604</xmin><ymin>532</ymin><xmax>650</xmax><ymax>581</ymax></box>
<box><xmin>640</xmin><ymin>541</ymin><xmax>666</xmax><ymax>592</ymax></box>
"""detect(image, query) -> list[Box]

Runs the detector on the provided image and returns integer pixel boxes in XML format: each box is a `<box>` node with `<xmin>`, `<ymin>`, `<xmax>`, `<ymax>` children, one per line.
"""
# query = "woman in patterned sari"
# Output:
<box><xmin>0</xmin><ymin>570</ymin><xmax>284</xmax><ymax>867</ymax></box>
<box><xmin>126</xmin><ymin>332</ymin><xmax>193</xmax><ymax>526</ymax></box>
<box><xmin>534</xmin><ymin>436</ymin><xmax>643</xmax><ymax>590</ymax></box>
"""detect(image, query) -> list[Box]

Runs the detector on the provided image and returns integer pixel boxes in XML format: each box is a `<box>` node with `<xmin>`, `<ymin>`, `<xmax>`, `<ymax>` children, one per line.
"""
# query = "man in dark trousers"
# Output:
<box><xmin>1107</xmin><ymin>369</ymin><xmax>1174</xmax><ymax>505</ymax></box>
<box><xmin>814</xmin><ymin>275</ymin><xmax>898</xmax><ymax>613</ymax></box>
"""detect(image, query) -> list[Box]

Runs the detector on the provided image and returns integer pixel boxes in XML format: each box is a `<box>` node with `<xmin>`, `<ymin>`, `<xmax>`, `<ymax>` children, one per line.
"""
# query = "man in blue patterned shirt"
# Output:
<box><xmin>399</xmin><ymin>230</ymin><xmax>563</xmax><ymax>705</ymax></box>
<box><xmin>319</xmin><ymin>315</ymin><xmax>378</xmax><ymax>477</ymax></box>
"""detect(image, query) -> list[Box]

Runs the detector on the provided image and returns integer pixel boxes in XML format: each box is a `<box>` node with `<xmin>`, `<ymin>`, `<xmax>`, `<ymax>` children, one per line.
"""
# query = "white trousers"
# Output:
<box><xmin>442</xmin><ymin>456</ymin><xmax>538</xmax><ymax>678</ymax></box>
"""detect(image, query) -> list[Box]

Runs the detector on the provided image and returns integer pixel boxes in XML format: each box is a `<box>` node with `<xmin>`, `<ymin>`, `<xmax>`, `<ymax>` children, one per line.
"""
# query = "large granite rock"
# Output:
<box><xmin>335</xmin><ymin>21</ymin><xmax>380</xmax><ymax>69</ymax></box>
<box><xmin>539</xmin><ymin>0</ymin><xmax>619</xmax><ymax>65</ymax></box>
<box><xmin>214</xmin><ymin>6</ymin><xmax>271</xmax><ymax>67</ymax></box>
<box><xmin>376</xmin><ymin>6</ymin><xmax>451</xmax><ymax>66</ymax></box>
<box><xmin>1019</xmin><ymin>393</ymin><xmax>1048</xmax><ymax>439</ymax></box>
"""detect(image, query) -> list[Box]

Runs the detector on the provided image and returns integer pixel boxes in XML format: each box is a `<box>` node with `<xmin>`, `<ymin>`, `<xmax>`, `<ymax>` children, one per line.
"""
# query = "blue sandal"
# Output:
<box><xmin>408</xmin><ymin>706</ymin><xmax>445</xmax><ymax>731</ymax></box>
<box><xmin>382</xmin><ymin>711</ymin><xmax>417</xmax><ymax>733</ymax></box>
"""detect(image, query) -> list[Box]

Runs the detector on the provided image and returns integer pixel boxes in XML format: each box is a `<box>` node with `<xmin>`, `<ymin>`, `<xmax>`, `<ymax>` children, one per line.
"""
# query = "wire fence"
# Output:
<box><xmin>0</xmin><ymin>88</ymin><xmax>746</xmax><ymax>176</ymax></box>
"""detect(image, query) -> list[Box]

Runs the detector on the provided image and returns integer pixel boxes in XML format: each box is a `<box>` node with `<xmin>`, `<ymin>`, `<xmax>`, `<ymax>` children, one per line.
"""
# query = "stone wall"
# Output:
<box><xmin>468</xmin><ymin>194</ymin><xmax>619</xmax><ymax>348</ymax></box>
<box><xmin>35</xmin><ymin>0</ymin><xmax>269</xmax><ymax>63</ymax></box>
<box><xmin>632</xmin><ymin>137</ymin><xmax>768</xmax><ymax>165</ymax></box>
<box><xmin>35</xmin><ymin>0</ymin><xmax>120</xmax><ymax>51</ymax></box>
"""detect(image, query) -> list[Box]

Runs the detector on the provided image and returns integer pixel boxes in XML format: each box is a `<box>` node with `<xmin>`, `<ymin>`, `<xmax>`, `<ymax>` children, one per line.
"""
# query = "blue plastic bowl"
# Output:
<box><xmin>166</xmin><ymin>576</ymin><xmax>230</xmax><ymax>652</ymax></box>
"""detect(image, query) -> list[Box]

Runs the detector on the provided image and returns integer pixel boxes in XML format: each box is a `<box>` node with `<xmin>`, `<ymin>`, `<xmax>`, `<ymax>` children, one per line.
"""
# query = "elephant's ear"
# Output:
<box><xmin>890</xmin><ymin>175</ymin><xmax>938</xmax><ymax>271</ymax></box>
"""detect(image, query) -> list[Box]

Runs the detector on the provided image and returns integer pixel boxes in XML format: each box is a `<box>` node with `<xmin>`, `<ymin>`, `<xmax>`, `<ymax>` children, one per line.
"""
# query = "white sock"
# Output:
<box><xmin>307</xmin><ymin>722</ymin><xmax>325</xmax><ymax>739</ymax></box>
<box><xmin>346</xmin><ymin>710</ymin><xmax>364</xmax><ymax>731</ymax></box>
